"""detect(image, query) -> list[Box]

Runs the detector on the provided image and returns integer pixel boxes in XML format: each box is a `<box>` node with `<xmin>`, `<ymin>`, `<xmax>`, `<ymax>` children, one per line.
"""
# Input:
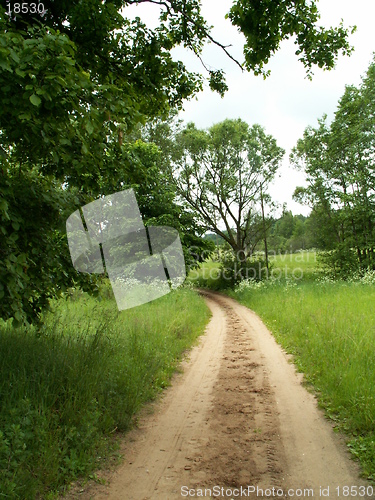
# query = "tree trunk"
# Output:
<box><xmin>260</xmin><ymin>183</ymin><xmax>269</xmax><ymax>277</ymax></box>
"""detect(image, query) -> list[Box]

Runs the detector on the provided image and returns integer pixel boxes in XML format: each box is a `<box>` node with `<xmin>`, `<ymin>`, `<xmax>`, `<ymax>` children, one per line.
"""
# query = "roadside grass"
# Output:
<box><xmin>231</xmin><ymin>279</ymin><xmax>375</xmax><ymax>480</ymax></box>
<box><xmin>187</xmin><ymin>259</ymin><xmax>222</xmax><ymax>289</ymax></box>
<box><xmin>0</xmin><ymin>286</ymin><xmax>210</xmax><ymax>499</ymax></box>
<box><xmin>188</xmin><ymin>249</ymin><xmax>375</xmax><ymax>479</ymax></box>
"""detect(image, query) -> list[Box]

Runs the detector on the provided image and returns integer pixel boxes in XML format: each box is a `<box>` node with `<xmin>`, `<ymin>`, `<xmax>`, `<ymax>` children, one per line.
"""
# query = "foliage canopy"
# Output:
<box><xmin>291</xmin><ymin>57</ymin><xmax>375</xmax><ymax>276</ymax></box>
<box><xmin>0</xmin><ymin>0</ymin><xmax>355</xmax><ymax>321</ymax></box>
<box><xmin>173</xmin><ymin>118</ymin><xmax>285</xmax><ymax>256</ymax></box>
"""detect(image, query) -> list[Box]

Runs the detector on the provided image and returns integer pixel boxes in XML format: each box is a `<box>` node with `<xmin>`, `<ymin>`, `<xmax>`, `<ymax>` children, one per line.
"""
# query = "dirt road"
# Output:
<box><xmin>74</xmin><ymin>291</ymin><xmax>370</xmax><ymax>499</ymax></box>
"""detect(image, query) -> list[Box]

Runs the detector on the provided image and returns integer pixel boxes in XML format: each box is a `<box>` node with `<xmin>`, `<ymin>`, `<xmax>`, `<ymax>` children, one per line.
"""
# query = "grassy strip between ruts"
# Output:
<box><xmin>0</xmin><ymin>286</ymin><xmax>211</xmax><ymax>499</ymax></box>
<box><xmin>230</xmin><ymin>278</ymin><xmax>375</xmax><ymax>481</ymax></box>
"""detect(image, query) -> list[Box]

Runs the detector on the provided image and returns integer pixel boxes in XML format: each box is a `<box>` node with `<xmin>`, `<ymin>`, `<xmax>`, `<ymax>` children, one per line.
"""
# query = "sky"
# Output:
<box><xmin>126</xmin><ymin>1</ymin><xmax>375</xmax><ymax>216</ymax></box>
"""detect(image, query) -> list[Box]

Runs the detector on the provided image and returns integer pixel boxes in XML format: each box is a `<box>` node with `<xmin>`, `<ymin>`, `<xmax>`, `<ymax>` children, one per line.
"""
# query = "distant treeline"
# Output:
<box><xmin>204</xmin><ymin>208</ymin><xmax>319</xmax><ymax>254</ymax></box>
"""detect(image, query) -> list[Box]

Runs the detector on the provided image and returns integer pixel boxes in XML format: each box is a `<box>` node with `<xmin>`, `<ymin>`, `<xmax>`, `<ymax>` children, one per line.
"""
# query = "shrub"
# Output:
<box><xmin>218</xmin><ymin>250</ymin><xmax>270</xmax><ymax>288</ymax></box>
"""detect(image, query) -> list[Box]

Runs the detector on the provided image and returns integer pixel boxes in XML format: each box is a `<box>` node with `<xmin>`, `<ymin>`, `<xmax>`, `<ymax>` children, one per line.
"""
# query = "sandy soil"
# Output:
<box><xmin>67</xmin><ymin>291</ymin><xmax>371</xmax><ymax>499</ymax></box>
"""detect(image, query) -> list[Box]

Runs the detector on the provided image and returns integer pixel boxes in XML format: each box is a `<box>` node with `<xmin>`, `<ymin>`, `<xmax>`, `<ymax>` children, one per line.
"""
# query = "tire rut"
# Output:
<box><xmin>188</xmin><ymin>292</ymin><xmax>287</xmax><ymax>495</ymax></box>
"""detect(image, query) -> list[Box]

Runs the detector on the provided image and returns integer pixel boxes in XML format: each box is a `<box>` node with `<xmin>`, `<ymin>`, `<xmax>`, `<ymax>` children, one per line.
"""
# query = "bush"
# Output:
<box><xmin>318</xmin><ymin>246</ymin><xmax>364</xmax><ymax>279</ymax></box>
<box><xmin>218</xmin><ymin>250</ymin><xmax>270</xmax><ymax>288</ymax></box>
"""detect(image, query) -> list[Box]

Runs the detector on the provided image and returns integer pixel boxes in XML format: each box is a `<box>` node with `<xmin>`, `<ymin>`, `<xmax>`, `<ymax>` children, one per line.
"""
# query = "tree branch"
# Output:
<box><xmin>124</xmin><ymin>0</ymin><xmax>244</xmax><ymax>72</ymax></box>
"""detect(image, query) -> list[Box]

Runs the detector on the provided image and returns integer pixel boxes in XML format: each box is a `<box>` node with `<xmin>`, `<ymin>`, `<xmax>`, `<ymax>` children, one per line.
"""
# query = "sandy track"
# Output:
<box><xmin>70</xmin><ymin>291</ymin><xmax>370</xmax><ymax>499</ymax></box>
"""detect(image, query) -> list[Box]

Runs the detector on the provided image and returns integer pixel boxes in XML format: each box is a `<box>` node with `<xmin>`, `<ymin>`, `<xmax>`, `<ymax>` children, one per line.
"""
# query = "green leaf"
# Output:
<box><xmin>15</xmin><ymin>68</ymin><xmax>26</xmax><ymax>78</ymax></box>
<box><xmin>29</xmin><ymin>94</ymin><xmax>41</xmax><ymax>106</ymax></box>
<box><xmin>0</xmin><ymin>60</ymin><xmax>12</xmax><ymax>72</ymax></box>
<box><xmin>8</xmin><ymin>49</ymin><xmax>20</xmax><ymax>64</ymax></box>
<box><xmin>85</xmin><ymin>121</ymin><xmax>95</xmax><ymax>135</ymax></box>
<box><xmin>59</xmin><ymin>138</ymin><xmax>72</xmax><ymax>146</ymax></box>
<box><xmin>0</xmin><ymin>199</ymin><xmax>9</xmax><ymax>212</ymax></box>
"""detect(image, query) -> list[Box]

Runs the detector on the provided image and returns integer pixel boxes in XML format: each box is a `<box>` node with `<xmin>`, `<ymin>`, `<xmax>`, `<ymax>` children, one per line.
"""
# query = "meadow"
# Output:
<box><xmin>0</xmin><ymin>285</ymin><xmax>210</xmax><ymax>499</ymax></box>
<box><xmin>190</xmin><ymin>250</ymin><xmax>375</xmax><ymax>479</ymax></box>
<box><xmin>268</xmin><ymin>249</ymin><xmax>321</xmax><ymax>279</ymax></box>
<box><xmin>188</xmin><ymin>249</ymin><xmax>321</xmax><ymax>286</ymax></box>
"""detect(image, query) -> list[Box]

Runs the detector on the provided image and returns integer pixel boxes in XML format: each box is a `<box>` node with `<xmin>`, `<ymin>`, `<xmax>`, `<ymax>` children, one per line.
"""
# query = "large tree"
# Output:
<box><xmin>291</xmin><ymin>57</ymin><xmax>375</xmax><ymax>275</ymax></box>
<box><xmin>172</xmin><ymin>119</ymin><xmax>285</xmax><ymax>258</ymax></box>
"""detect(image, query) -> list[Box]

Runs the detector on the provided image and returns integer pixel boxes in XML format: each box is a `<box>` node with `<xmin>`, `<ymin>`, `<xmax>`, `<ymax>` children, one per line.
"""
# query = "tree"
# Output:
<box><xmin>259</xmin><ymin>209</ymin><xmax>313</xmax><ymax>254</ymax></box>
<box><xmin>0</xmin><ymin>167</ymin><xmax>100</xmax><ymax>325</ymax></box>
<box><xmin>98</xmin><ymin>130</ymin><xmax>215</xmax><ymax>271</ymax></box>
<box><xmin>228</xmin><ymin>0</ymin><xmax>356</xmax><ymax>79</ymax></box>
<box><xmin>291</xmin><ymin>57</ymin><xmax>375</xmax><ymax>275</ymax></box>
<box><xmin>0</xmin><ymin>0</ymin><xmax>356</xmax><ymax>183</ymax></box>
<box><xmin>173</xmin><ymin>119</ymin><xmax>285</xmax><ymax>259</ymax></box>
<box><xmin>0</xmin><ymin>0</ymin><xmax>355</xmax><ymax>321</ymax></box>
<box><xmin>276</xmin><ymin>206</ymin><xmax>296</xmax><ymax>239</ymax></box>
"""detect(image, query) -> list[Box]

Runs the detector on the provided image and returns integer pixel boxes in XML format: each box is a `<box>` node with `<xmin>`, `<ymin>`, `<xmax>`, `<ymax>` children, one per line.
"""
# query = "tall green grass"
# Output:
<box><xmin>268</xmin><ymin>249</ymin><xmax>321</xmax><ymax>280</ymax></box>
<box><xmin>188</xmin><ymin>250</ymin><xmax>320</xmax><ymax>288</ymax></box>
<box><xmin>187</xmin><ymin>259</ymin><xmax>222</xmax><ymax>289</ymax></box>
<box><xmin>232</xmin><ymin>279</ymin><xmax>375</xmax><ymax>480</ymax></box>
<box><xmin>0</xmin><ymin>287</ymin><xmax>210</xmax><ymax>499</ymax></box>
